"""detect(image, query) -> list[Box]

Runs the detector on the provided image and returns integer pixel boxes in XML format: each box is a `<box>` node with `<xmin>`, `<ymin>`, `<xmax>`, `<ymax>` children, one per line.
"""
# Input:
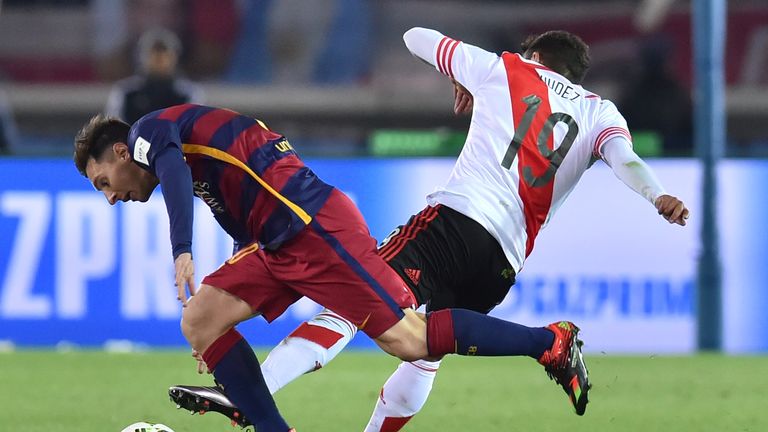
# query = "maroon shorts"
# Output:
<box><xmin>202</xmin><ymin>189</ymin><xmax>417</xmax><ymax>338</ymax></box>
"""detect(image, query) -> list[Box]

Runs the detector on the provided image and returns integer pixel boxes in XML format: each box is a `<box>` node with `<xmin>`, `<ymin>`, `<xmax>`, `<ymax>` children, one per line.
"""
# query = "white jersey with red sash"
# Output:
<box><xmin>404</xmin><ymin>28</ymin><xmax>632</xmax><ymax>273</ymax></box>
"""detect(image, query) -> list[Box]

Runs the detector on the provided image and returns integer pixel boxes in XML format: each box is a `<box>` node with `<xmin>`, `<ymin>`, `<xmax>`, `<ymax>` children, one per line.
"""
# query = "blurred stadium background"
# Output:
<box><xmin>0</xmin><ymin>0</ymin><xmax>766</xmax><ymax>431</ymax></box>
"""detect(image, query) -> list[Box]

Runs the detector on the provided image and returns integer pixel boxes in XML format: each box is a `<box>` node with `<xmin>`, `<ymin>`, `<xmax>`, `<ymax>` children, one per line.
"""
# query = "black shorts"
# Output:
<box><xmin>378</xmin><ymin>204</ymin><xmax>516</xmax><ymax>314</ymax></box>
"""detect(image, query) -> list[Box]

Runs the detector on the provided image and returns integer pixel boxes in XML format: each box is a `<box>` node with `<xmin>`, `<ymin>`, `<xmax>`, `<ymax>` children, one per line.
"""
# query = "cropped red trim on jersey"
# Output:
<box><xmin>436</xmin><ymin>37</ymin><xmax>460</xmax><ymax>78</ymax></box>
<box><xmin>218</xmin><ymin>162</ymin><xmax>246</xmax><ymax>225</ymax></box>
<box><xmin>156</xmin><ymin>103</ymin><xmax>194</xmax><ymax>122</ymax></box>
<box><xmin>593</xmin><ymin>127</ymin><xmax>632</xmax><ymax>158</ymax></box>
<box><xmin>446</xmin><ymin>40</ymin><xmax>460</xmax><ymax>78</ymax></box>
<box><xmin>436</xmin><ymin>37</ymin><xmax>450</xmax><ymax>75</ymax></box>
<box><xmin>378</xmin><ymin>205</ymin><xmax>440</xmax><ymax>262</ymax></box>
<box><xmin>503</xmin><ymin>53</ymin><xmax>556</xmax><ymax>258</ymax></box>
<box><xmin>440</xmin><ymin>39</ymin><xmax>450</xmax><ymax>75</ymax></box>
<box><xmin>246</xmin><ymin>153</ymin><xmax>304</xmax><ymax>237</ymax></box>
<box><xmin>192</xmin><ymin>108</ymin><xmax>239</xmax><ymax>146</ymax></box>
<box><xmin>514</xmin><ymin>52</ymin><xmax>557</xmax><ymax>74</ymax></box>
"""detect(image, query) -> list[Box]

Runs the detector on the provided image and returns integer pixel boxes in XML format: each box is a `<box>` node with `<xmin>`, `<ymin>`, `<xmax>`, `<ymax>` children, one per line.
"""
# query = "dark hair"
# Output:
<box><xmin>521</xmin><ymin>31</ymin><xmax>590</xmax><ymax>84</ymax></box>
<box><xmin>73</xmin><ymin>114</ymin><xmax>130</xmax><ymax>176</ymax></box>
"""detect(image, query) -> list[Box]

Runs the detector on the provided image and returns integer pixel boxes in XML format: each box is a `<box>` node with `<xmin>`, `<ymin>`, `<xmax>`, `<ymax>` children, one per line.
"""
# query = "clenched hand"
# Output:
<box><xmin>452</xmin><ymin>79</ymin><xmax>473</xmax><ymax>115</ymax></box>
<box><xmin>655</xmin><ymin>195</ymin><xmax>690</xmax><ymax>226</ymax></box>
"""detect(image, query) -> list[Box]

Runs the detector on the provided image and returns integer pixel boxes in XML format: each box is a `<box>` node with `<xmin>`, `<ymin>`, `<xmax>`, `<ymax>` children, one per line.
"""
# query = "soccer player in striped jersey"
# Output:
<box><xmin>74</xmin><ymin>103</ymin><xmax>609</xmax><ymax>431</ymax></box>
<box><xmin>170</xmin><ymin>28</ymin><xmax>691</xmax><ymax>430</ymax></box>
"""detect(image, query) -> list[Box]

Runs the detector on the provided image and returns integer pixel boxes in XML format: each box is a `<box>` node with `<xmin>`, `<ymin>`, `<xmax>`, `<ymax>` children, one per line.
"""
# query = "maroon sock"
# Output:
<box><xmin>426</xmin><ymin>309</ymin><xmax>457</xmax><ymax>356</ymax></box>
<box><xmin>428</xmin><ymin>309</ymin><xmax>555</xmax><ymax>357</ymax></box>
<box><xmin>203</xmin><ymin>328</ymin><xmax>291</xmax><ymax>431</ymax></box>
<box><xmin>202</xmin><ymin>328</ymin><xmax>243</xmax><ymax>370</ymax></box>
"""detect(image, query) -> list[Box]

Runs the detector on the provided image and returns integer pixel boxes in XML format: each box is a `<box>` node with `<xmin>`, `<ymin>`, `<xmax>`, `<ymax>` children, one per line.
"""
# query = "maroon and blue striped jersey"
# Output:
<box><xmin>127</xmin><ymin>104</ymin><xmax>334</xmax><ymax>258</ymax></box>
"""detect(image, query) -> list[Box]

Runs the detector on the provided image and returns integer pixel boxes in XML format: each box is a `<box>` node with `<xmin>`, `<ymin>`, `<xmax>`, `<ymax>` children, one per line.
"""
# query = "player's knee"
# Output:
<box><xmin>180</xmin><ymin>301</ymin><xmax>210</xmax><ymax>348</ymax></box>
<box><xmin>393</xmin><ymin>347</ymin><xmax>423</xmax><ymax>362</ymax></box>
<box><xmin>397</xmin><ymin>338</ymin><xmax>428</xmax><ymax>362</ymax></box>
<box><xmin>179</xmin><ymin>309</ymin><xmax>197</xmax><ymax>345</ymax></box>
<box><xmin>377</xmin><ymin>333</ymin><xmax>427</xmax><ymax>362</ymax></box>
<box><xmin>375</xmin><ymin>311</ymin><xmax>429</xmax><ymax>361</ymax></box>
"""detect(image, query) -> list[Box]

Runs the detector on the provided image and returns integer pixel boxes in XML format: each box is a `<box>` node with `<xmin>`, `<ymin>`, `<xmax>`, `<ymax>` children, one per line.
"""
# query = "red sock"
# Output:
<box><xmin>381</xmin><ymin>416</ymin><xmax>413</xmax><ymax>431</ymax></box>
<box><xmin>426</xmin><ymin>310</ymin><xmax>456</xmax><ymax>357</ymax></box>
<box><xmin>202</xmin><ymin>328</ymin><xmax>243</xmax><ymax>371</ymax></box>
<box><xmin>428</xmin><ymin>309</ymin><xmax>555</xmax><ymax>357</ymax></box>
<box><xmin>204</xmin><ymin>329</ymin><xmax>291</xmax><ymax>431</ymax></box>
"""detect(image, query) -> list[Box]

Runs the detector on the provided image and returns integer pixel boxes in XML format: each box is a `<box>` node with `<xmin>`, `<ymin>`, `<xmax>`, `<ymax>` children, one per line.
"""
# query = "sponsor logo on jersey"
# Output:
<box><xmin>404</xmin><ymin>268</ymin><xmax>421</xmax><ymax>286</ymax></box>
<box><xmin>275</xmin><ymin>139</ymin><xmax>294</xmax><ymax>153</ymax></box>
<box><xmin>134</xmin><ymin>136</ymin><xmax>152</xmax><ymax>165</ymax></box>
<box><xmin>193</xmin><ymin>181</ymin><xmax>225</xmax><ymax>214</ymax></box>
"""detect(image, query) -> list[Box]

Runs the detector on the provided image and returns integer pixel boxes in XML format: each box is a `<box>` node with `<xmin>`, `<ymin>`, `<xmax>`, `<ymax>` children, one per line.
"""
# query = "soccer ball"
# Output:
<box><xmin>120</xmin><ymin>422</ymin><xmax>175</xmax><ymax>432</ymax></box>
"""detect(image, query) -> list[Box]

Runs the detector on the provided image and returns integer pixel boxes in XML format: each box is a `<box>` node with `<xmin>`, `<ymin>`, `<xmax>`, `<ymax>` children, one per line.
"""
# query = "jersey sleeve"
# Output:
<box><xmin>128</xmin><ymin>118</ymin><xmax>194</xmax><ymax>259</ymax></box>
<box><xmin>128</xmin><ymin>118</ymin><xmax>184</xmax><ymax>170</ymax></box>
<box><xmin>592</xmin><ymin>100</ymin><xmax>633</xmax><ymax>160</ymax></box>
<box><xmin>403</xmin><ymin>27</ymin><xmax>499</xmax><ymax>93</ymax></box>
<box><xmin>602</xmin><ymin>135</ymin><xmax>666</xmax><ymax>205</ymax></box>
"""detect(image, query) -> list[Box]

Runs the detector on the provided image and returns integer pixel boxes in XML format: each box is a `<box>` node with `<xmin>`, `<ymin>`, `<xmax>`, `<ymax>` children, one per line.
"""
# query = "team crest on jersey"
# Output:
<box><xmin>501</xmin><ymin>268</ymin><xmax>515</xmax><ymax>280</ymax></box>
<box><xmin>134</xmin><ymin>136</ymin><xmax>151</xmax><ymax>165</ymax></box>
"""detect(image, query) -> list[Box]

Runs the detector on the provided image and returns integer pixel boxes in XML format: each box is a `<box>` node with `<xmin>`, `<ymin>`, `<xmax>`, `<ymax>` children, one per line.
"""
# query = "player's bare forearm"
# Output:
<box><xmin>654</xmin><ymin>194</ymin><xmax>690</xmax><ymax>226</ymax></box>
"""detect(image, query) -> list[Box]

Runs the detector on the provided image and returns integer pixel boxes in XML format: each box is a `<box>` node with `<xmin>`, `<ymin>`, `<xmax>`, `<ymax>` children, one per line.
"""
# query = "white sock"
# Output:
<box><xmin>261</xmin><ymin>309</ymin><xmax>357</xmax><ymax>394</ymax></box>
<box><xmin>364</xmin><ymin>359</ymin><xmax>441</xmax><ymax>432</ymax></box>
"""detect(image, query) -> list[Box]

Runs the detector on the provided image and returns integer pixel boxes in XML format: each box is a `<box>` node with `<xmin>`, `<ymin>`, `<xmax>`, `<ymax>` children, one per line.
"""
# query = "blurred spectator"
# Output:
<box><xmin>105</xmin><ymin>29</ymin><xmax>204</xmax><ymax>125</ymax></box>
<box><xmin>312</xmin><ymin>0</ymin><xmax>373</xmax><ymax>84</ymax></box>
<box><xmin>0</xmin><ymin>88</ymin><xmax>19</xmax><ymax>155</ymax></box>
<box><xmin>224</xmin><ymin>0</ymin><xmax>274</xmax><ymax>83</ymax></box>
<box><xmin>92</xmin><ymin>0</ymin><xmax>237</xmax><ymax>81</ymax></box>
<box><xmin>185</xmin><ymin>0</ymin><xmax>239</xmax><ymax>79</ymax></box>
<box><xmin>4</xmin><ymin>0</ymin><xmax>88</xmax><ymax>5</ymax></box>
<box><xmin>619</xmin><ymin>37</ymin><xmax>693</xmax><ymax>155</ymax></box>
<box><xmin>225</xmin><ymin>0</ymin><xmax>372</xmax><ymax>85</ymax></box>
<box><xmin>90</xmin><ymin>0</ymin><xmax>130</xmax><ymax>81</ymax></box>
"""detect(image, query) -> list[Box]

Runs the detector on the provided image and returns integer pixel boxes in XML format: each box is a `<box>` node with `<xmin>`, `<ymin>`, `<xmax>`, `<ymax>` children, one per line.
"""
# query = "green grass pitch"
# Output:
<box><xmin>1</xmin><ymin>350</ymin><xmax>765</xmax><ymax>431</ymax></box>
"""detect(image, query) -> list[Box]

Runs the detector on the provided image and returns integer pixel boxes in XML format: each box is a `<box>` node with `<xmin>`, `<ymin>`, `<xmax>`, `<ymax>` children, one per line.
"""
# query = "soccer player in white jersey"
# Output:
<box><xmin>171</xmin><ymin>27</ymin><xmax>689</xmax><ymax>430</ymax></box>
